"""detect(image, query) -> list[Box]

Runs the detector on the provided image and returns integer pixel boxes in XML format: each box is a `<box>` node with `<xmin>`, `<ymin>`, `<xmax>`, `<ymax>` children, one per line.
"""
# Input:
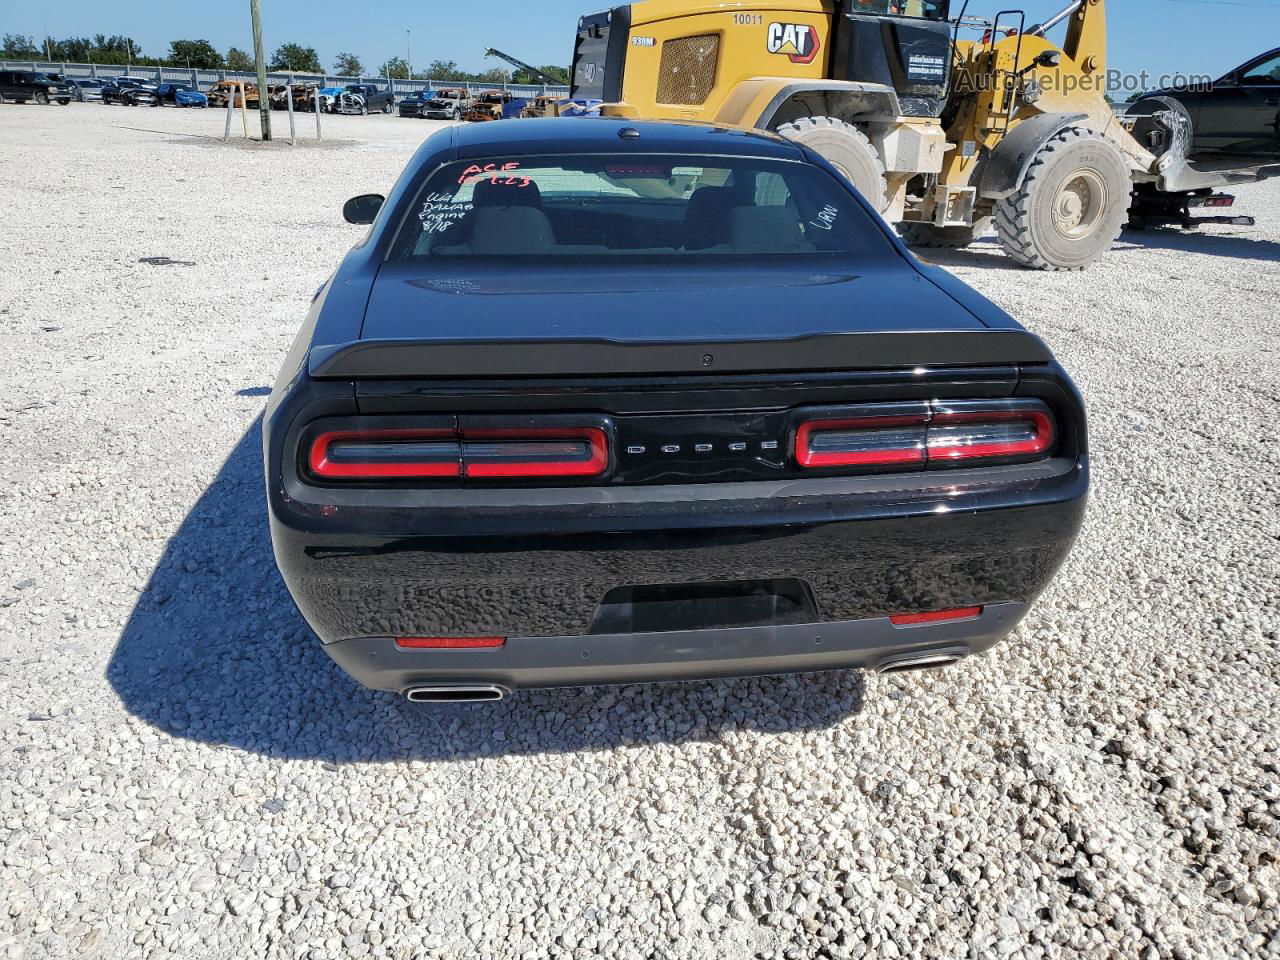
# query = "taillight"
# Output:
<box><xmin>928</xmin><ymin>404</ymin><xmax>1054</xmax><ymax>462</ymax></box>
<box><xmin>795</xmin><ymin>413</ymin><xmax>928</xmax><ymax>468</ymax></box>
<box><xmin>794</xmin><ymin>400</ymin><xmax>1054</xmax><ymax>472</ymax></box>
<box><xmin>306</xmin><ymin>422</ymin><xmax>609</xmax><ymax>481</ymax></box>
<box><xmin>309</xmin><ymin>429</ymin><xmax>461</xmax><ymax>479</ymax></box>
<box><xmin>461</xmin><ymin>427</ymin><xmax>608</xmax><ymax>478</ymax></box>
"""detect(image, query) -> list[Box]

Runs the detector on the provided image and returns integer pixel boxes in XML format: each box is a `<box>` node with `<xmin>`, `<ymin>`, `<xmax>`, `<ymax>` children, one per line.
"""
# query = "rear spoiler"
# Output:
<box><xmin>307</xmin><ymin>330</ymin><xmax>1052</xmax><ymax>379</ymax></box>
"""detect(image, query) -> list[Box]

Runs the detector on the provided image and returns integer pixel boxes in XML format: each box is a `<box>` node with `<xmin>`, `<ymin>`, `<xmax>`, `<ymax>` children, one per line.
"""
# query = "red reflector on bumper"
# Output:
<box><xmin>395</xmin><ymin>636</ymin><xmax>507</xmax><ymax>649</ymax></box>
<box><xmin>889</xmin><ymin>606</ymin><xmax>983</xmax><ymax>626</ymax></box>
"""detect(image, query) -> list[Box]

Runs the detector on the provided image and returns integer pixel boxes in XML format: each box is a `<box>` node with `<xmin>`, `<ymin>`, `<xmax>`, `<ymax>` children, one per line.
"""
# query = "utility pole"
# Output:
<box><xmin>406</xmin><ymin>30</ymin><xmax>412</xmax><ymax>79</ymax></box>
<box><xmin>250</xmin><ymin>0</ymin><xmax>272</xmax><ymax>141</ymax></box>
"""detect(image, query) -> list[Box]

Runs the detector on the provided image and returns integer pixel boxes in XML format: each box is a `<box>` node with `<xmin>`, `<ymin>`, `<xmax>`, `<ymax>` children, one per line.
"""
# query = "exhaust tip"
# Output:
<box><xmin>404</xmin><ymin>684</ymin><xmax>509</xmax><ymax>704</ymax></box>
<box><xmin>876</xmin><ymin>650</ymin><xmax>967</xmax><ymax>674</ymax></box>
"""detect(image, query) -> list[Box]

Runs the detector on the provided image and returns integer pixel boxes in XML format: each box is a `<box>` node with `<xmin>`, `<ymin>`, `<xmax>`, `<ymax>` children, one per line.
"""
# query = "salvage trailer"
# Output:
<box><xmin>570</xmin><ymin>0</ymin><xmax>1279</xmax><ymax>270</ymax></box>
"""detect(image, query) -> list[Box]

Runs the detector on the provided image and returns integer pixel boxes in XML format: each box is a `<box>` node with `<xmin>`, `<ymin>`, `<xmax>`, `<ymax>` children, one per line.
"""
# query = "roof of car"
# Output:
<box><xmin>448</xmin><ymin>117</ymin><xmax>804</xmax><ymax>162</ymax></box>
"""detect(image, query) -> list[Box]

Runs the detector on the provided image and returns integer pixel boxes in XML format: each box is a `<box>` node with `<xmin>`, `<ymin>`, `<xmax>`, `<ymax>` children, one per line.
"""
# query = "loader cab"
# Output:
<box><xmin>833</xmin><ymin>0</ymin><xmax>953</xmax><ymax>117</ymax></box>
<box><xmin>571</xmin><ymin>0</ymin><xmax>953</xmax><ymax>122</ymax></box>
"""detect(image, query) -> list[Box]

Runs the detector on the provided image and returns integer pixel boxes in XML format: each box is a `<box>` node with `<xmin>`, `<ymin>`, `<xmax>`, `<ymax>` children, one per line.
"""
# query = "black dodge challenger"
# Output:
<box><xmin>265</xmin><ymin>117</ymin><xmax>1087</xmax><ymax>702</ymax></box>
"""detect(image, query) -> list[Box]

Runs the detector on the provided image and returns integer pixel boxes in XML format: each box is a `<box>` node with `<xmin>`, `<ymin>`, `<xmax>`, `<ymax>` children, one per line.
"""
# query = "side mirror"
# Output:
<box><xmin>1035</xmin><ymin>50</ymin><xmax>1061</xmax><ymax>68</ymax></box>
<box><xmin>343</xmin><ymin>193</ymin><xmax>385</xmax><ymax>225</ymax></box>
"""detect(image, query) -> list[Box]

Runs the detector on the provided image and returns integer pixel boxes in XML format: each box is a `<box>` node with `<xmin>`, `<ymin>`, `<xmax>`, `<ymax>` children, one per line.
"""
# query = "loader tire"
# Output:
<box><xmin>775</xmin><ymin>116</ymin><xmax>889</xmax><ymax>213</ymax></box>
<box><xmin>898</xmin><ymin>219</ymin><xmax>991</xmax><ymax>249</ymax></box>
<box><xmin>994</xmin><ymin>126</ymin><xmax>1129</xmax><ymax>271</ymax></box>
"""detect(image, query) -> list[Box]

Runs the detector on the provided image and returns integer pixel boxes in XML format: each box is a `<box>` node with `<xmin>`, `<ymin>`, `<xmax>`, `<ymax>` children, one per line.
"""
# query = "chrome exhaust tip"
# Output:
<box><xmin>875</xmin><ymin>650</ymin><xmax>967</xmax><ymax>674</ymax></box>
<box><xmin>404</xmin><ymin>684</ymin><xmax>509</xmax><ymax>703</ymax></box>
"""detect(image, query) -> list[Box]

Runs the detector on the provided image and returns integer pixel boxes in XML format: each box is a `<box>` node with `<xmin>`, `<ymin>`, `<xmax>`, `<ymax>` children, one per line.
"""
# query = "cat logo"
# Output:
<box><xmin>767</xmin><ymin>22</ymin><xmax>821</xmax><ymax>64</ymax></box>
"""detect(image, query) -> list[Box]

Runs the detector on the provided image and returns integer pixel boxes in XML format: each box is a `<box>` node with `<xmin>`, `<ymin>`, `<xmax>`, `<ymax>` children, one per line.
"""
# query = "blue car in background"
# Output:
<box><xmin>156</xmin><ymin>83</ymin><xmax>208</xmax><ymax>108</ymax></box>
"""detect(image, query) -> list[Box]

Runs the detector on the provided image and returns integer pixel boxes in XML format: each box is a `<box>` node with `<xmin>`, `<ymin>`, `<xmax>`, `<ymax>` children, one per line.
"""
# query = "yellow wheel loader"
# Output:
<box><xmin>569</xmin><ymin>0</ymin><xmax>1261</xmax><ymax>270</ymax></box>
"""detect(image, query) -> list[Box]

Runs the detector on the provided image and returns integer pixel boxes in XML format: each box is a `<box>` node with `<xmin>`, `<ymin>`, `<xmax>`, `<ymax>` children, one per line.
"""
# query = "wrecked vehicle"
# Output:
<box><xmin>463</xmin><ymin>90</ymin><xmax>519</xmax><ymax>122</ymax></box>
<box><xmin>421</xmin><ymin>88</ymin><xmax>472</xmax><ymax>120</ymax></box>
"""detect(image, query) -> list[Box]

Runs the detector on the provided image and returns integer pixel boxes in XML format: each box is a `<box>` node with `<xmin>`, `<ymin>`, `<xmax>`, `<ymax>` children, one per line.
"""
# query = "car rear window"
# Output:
<box><xmin>386</xmin><ymin>153</ymin><xmax>897</xmax><ymax>261</ymax></box>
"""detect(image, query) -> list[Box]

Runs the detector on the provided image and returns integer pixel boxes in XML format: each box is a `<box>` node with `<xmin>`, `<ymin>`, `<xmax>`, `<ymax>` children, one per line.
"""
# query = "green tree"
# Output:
<box><xmin>2</xmin><ymin>34</ymin><xmax>40</xmax><ymax>58</ymax></box>
<box><xmin>85</xmin><ymin>35</ymin><xmax>150</xmax><ymax>66</ymax></box>
<box><xmin>48</xmin><ymin>36</ymin><xmax>95</xmax><ymax>61</ymax></box>
<box><xmin>333</xmin><ymin>51</ymin><xmax>363</xmax><ymax>76</ymax></box>
<box><xmin>473</xmin><ymin>67</ymin><xmax>510</xmax><ymax>84</ymax></box>
<box><xmin>226</xmin><ymin>47</ymin><xmax>254</xmax><ymax>71</ymax></box>
<box><xmin>269</xmin><ymin>42</ymin><xmax>322</xmax><ymax>73</ymax></box>
<box><xmin>511</xmin><ymin>64</ymin><xmax>570</xmax><ymax>85</ymax></box>
<box><xmin>379</xmin><ymin>56</ymin><xmax>409</xmax><ymax>79</ymax></box>
<box><xmin>421</xmin><ymin>59</ymin><xmax>459</xmax><ymax>80</ymax></box>
<box><xmin>168</xmin><ymin>39</ymin><xmax>224</xmax><ymax>69</ymax></box>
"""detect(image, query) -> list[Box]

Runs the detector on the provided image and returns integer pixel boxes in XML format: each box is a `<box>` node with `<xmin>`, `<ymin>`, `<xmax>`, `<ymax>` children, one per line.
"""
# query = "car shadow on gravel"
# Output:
<box><xmin>107</xmin><ymin>421</ymin><xmax>866</xmax><ymax>763</ymax></box>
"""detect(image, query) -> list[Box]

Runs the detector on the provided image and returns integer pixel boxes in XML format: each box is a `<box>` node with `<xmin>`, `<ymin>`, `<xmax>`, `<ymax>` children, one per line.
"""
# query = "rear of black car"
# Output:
<box><xmin>265</xmin><ymin>122</ymin><xmax>1087</xmax><ymax>699</ymax></box>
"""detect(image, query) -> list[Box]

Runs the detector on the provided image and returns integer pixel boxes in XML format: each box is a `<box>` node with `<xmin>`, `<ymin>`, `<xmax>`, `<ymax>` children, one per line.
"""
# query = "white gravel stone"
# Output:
<box><xmin>1</xmin><ymin>104</ymin><xmax>1278</xmax><ymax>960</ymax></box>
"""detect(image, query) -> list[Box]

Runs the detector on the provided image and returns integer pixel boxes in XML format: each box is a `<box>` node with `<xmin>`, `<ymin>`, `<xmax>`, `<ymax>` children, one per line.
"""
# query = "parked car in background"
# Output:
<box><xmin>397</xmin><ymin>90</ymin><xmax>436</xmax><ymax>118</ymax></box>
<box><xmin>101</xmin><ymin>77</ymin><xmax>159</xmax><ymax>106</ymax></box>
<box><xmin>520</xmin><ymin>95</ymin><xmax>564</xmax><ymax>118</ymax></box>
<box><xmin>205</xmin><ymin>80</ymin><xmax>259</xmax><ymax>109</ymax></box>
<box><xmin>155</xmin><ymin>83</ymin><xmax>208</xmax><ymax>108</ymax></box>
<box><xmin>421</xmin><ymin>88</ymin><xmax>471</xmax><ymax>120</ymax></box>
<box><xmin>0</xmin><ymin>70</ymin><xmax>74</xmax><ymax>105</ymax></box>
<box><xmin>265</xmin><ymin>118</ymin><xmax>1089</xmax><ymax>701</ymax></box>
<box><xmin>69</xmin><ymin>78</ymin><xmax>106</xmax><ymax>102</ymax></box>
<box><xmin>340</xmin><ymin>82</ymin><xmax>394</xmax><ymax>114</ymax></box>
<box><xmin>265</xmin><ymin>82</ymin><xmax>318</xmax><ymax>112</ymax></box>
<box><xmin>317</xmin><ymin>85</ymin><xmax>345</xmax><ymax>113</ymax></box>
<box><xmin>1130</xmin><ymin>47</ymin><xmax>1280</xmax><ymax>161</ymax></box>
<box><xmin>463</xmin><ymin>90</ymin><xmax>519</xmax><ymax>122</ymax></box>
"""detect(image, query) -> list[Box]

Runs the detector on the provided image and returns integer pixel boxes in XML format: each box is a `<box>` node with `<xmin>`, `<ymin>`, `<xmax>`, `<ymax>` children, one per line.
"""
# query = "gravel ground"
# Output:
<box><xmin>1</xmin><ymin>104</ymin><xmax>1278</xmax><ymax>960</ymax></box>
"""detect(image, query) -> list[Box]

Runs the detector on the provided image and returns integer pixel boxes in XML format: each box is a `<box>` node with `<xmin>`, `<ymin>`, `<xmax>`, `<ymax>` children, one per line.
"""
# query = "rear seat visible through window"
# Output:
<box><xmin>392</xmin><ymin>153</ymin><xmax>896</xmax><ymax>260</ymax></box>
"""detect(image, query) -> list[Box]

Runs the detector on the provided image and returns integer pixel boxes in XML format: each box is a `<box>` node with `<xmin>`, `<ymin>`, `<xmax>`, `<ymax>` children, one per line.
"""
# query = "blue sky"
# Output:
<box><xmin>8</xmin><ymin>0</ymin><xmax>1279</xmax><ymax>81</ymax></box>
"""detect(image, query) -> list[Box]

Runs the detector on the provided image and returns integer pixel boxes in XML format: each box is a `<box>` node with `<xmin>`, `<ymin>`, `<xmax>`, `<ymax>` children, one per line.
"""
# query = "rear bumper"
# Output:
<box><xmin>325</xmin><ymin>602</ymin><xmax>1029</xmax><ymax>694</ymax></box>
<box><xmin>268</xmin><ymin>456</ymin><xmax>1087</xmax><ymax>689</ymax></box>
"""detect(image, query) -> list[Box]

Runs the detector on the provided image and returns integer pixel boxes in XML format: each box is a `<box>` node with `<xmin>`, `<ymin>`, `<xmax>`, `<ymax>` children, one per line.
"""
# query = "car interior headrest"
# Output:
<box><xmin>727</xmin><ymin>205</ymin><xmax>807</xmax><ymax>254</ymax></box>
<box><xmin>472</xmin><ymin>178</ymin><xmax>544</xmax><ymax>208</ymax></box>
<box><xmin>683</xmin><ymin>186</ymin><xmax>734</xmax><ymax>251</ymax></box>
<box><xmin>468</xmin><ymin>206</ymin><xmax>556</xmax><ymax>255</ymax></box>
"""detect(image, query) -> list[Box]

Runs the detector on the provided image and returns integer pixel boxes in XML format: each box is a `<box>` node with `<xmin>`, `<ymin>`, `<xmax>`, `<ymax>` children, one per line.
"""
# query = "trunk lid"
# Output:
<box><xmin>307</xmin><ymin>261</ymin><xmax>1048</xmax><ymax>379</ymax></box>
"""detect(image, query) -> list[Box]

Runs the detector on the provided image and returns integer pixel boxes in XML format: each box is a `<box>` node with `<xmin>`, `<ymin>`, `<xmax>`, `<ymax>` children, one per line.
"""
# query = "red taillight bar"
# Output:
<box><xmin>309</xmin><ymin>429</ymin><xmax>461</xmax><ymax>479</ymax></box>
<box><xmin>395</xmin><ymin>636</ymin><xmax>507</xmax><ymax>649</ymax></box>
<box><xmin>927</xmin><ymin>409</ymin><xmax>1054</xmax><ymax>461</ymax></box>
<box><xmin>461</xmin><ymin>427</ymin><xmax>609</xmax><ymax>478</ymax></box>
<box><xmin>889</xmin><ymin>606</ymin><xmax>983</xmax><ymax>626</ymax></box>
<box><xmin>794</xmin><ymin>415</ymin><xmax>928</xmax><ymax>468</ymax></box>
<box><xmin>308</xmin><ymin>425</ymin><xmax>609</xmax><ymax>481</ymax></box>
<box><xmin>795</xmin><ymin>402</ymin><xmax>1055</xmax><ymax>471</ymax></box>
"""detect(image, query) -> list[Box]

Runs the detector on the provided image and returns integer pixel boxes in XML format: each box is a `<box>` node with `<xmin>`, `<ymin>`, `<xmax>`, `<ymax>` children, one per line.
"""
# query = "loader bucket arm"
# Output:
<box><xmin>1062</xmin><ymin>0</ymin><xmax>1105</xmax><ymax>76</ymax></box>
